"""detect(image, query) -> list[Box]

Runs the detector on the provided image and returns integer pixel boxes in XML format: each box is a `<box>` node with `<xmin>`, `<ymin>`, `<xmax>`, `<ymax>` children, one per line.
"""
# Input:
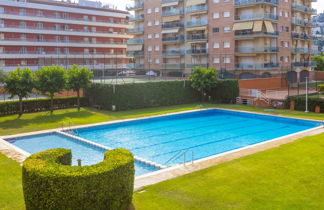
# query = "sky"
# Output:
<box><xmin>100</xmin><ymin>0</ymin><xmax>324</xmax><ymax>13</ymax></box>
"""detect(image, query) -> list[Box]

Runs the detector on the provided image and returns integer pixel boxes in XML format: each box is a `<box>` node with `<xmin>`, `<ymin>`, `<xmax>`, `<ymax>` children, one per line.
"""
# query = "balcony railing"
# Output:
<box><xmin>162</xmin><ymin>36</ymin><xmax>185</xmax><ymax>42</ymax></box>
<box><xmin>126</xmin><ymin>2</ymin><xmax>144</xmax><ymax>10</ymax></box>
<box><xmin>162</xmin><ymin>64</ymin><xmax>185</xmax><ymax>69</ymax></box>
<box><xmin>292</xmin><ymin>61</ymin><xmax>316</xmax><ymax>67</ymax></box>
<box><xmin>186</xmin><ymin>19</ymin><xmax>208</xmax><ymax>27</ymax></box>
<box><xmin>235</xmin><ymin>63</ymin><xmax>279</xmax><ymax>70</ymax></box>
<box><xmin>292</xmin><ymin>18</ymin><xmax>315</xmax><ymax>27</ymax></box>
<box><xmin>235</xmin><ymin>13</ymin><xmax>278</xmax><ymax>21</ymax></box>
<box><xmin>161</xmin><ymin>0</ymin><xmax>179</xmax><ymax>3</ymax></box>
<box><xmin>163</xmin><ymin>50</ymin><xmax>185</xmax><ymax>56</ymax></box>
<box><xmin>127</xmin><ymin>27</ymin><xmax>144</xmax><ymax>34</ymax></box>
<box><xmin>0</xmin><ymin>38</ymin><xmax>125</xmax><ymax>45</ymax></box>
<box><xmin>291</xmin><ymin>48</ymin><xmax>312</xmax><ymax>54</ymax></box>
<box><xmin>0</xmin><ymin>51</ymin><xmax>127</xmax><ymax>56</ymax></box>
<box><xmin>162</xmin><ymin>9</ymin><xmax>183</xmax><ymax>16</ymax></box>
<box><xmin>292</xmin><ymin>32</ymin><xmax>313</xmax><ymax>40</ymax></box>
<box><xmin>292</xmin><ymin>4</ymin><xmax>317</xmax><ymax>15</ymax></box>
<box><xmin>129</xmin><ymin>15</ymin><xmax>144</xmax><ymax>22</ymax></box>
<box><xmin>186</xmin><ymin>5</ymin><xmax>207</xmax><ymax>13</ymax></box>
<box><xmin>235</xmin><ymin>47</ymin><xmax>279</xmax><ymax>53</ymax></box>
<box><xmin>127</xmin><ymin>51</ymin><xmax>144</xmax><ymax>56</ymax></box>
<box><xmin>186</xmin><ymin>34</ymin><xmax>207</xmax><ymax>41</ymax></box>
<box><xmin>127</xmin><ymin>64</ymin><xmax>144</xmax><ymax>68</ymax></box>
<box><xmin>235</xmin><ymin>31</ymin><xmax>279</xmax><ymax>38</ymax></box>
<box><xmin>186</xmin><ymin>64</ymin><xmax>208</xmax><ymax>68</ymax></box>
<box><xmin>127</xmin><ymin>39</ymin><xmax>144</xmax><ymax>44</ymax></box>
<box><xmin>234</xmin><ymin>0</ymin><xmax>278</xmax><ymax>6</ymax></box>
<box><xmin>162</xmin><ymin>22</ymin><xmax>184</xmax><ymax>29</ymax></box>
<box><xmin>187</xmin><ymin>49</ymin><xmax>208</xmax><ymax>54</ymax></box>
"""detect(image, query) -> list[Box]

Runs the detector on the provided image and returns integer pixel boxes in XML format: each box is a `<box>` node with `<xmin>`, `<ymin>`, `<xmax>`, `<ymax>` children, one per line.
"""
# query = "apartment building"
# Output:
<box><xmin>0</xmin><ymin>0</ymin><xmax>132</xmax><ymax>74</ymax></box>
<box><xmin>127</xmin><ymin>0</ymin><xmax>317</xmax><ymax>81</ymax></box>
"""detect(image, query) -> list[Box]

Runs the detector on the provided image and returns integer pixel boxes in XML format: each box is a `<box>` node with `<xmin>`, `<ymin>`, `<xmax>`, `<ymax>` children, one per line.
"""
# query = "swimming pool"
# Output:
<box><xmin>6</xmin><ymin>109</ymin><xmax>321</xmax><ymax>176</ymax></box>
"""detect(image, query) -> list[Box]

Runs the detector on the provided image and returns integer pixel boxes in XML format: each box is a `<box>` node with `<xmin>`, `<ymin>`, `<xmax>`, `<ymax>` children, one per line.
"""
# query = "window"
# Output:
<box><xmin>285</xmin><ymin>12</ymin><xmax>289</xmax><ymax>17</ymax></box>
<box><xmin>147</xmin><ymin>8</ymin><xmax>152</xmax><ymax>14</ymax></box>
<box><xmin>37</xmin><ymin>47</ymin><xmax>44</xmax><ymax>54</ymax></box>
<box><xmin>224</xmin><ymin>0</ymin><xmax>230</xmax><ymax>2</ymax></box>
<box><xmin>64</xmin><ymin>36</ymin><xmax>69</xmax><ymax>42</ymax></box>
<box><xmin>37</xmin><ymin>23</ymin><xmax>43</xmax><ymax>29</ymax></box>
<box><xmin>20</xmin><ymin>47</ymin><xmax>27</xmax><ymax>54</ymax></box>
<box><xmin>285</xmin><ymin>0</ymin><xmax>288</xmax><ymax>2</ymax></box>
<box><xmin>285</xmin><ymin>26</ymin><xmax>289</xmax><ymax>32</ymax></box>
<box><xmin>54</xmin><ymin>24</ymin><xmax>60</xmax><ymax>30</ymax></box>
<box><xmin>92</xmin><ymin>16</ymin><xmax>96</xmax><ymax>22</ymax></box>
<box><xmin>84</xmin><ymin>26</ymin><xmax>89</xmax><ymax>32</ymax></box>
<box><xmin>19</xmin><ymin>22</ymin><xmax>26</xmax><ymax>28</ymax></box>
<box><xmin>285</xmin><ymin>56</ymin><xmax>289</xmax><ymax>63</ymax></box>
<box><xmin>223</xmin><ymin>42</ymin><xmax>230</xmax><ymax>48</ymax></box>
<box><xmin>19</xmin><ymin>9</ymin><xmax>26</xmax><ymax>16</ymax></box>
<box><xmin>213</xmin><ymin>42</ymin><xmax>220</xmax><ymax>48</ymax></box>
<box><xmin>155</xmin><ymin>46</ymin><xmax>160</xmax><ymax>51</ymax></box>
<box><xmin>213</xmin><ymin>0</ymin><xmax>219</xmax><ymax>3</ymax></box>
<box><xmin>0</xmin><ymin>7</ymin><xmax>4</xmax><ymax>14</ymax></box>
<box><xmin>280</xmin><ymin>10</ymin><xmax>283</xmax><ymax>16</ymax></box>
<box><xmin>84</xmin><ymin>37</ymin><xmax>89</xmax><ymax>43</ymax></box>
<box><xmin>213</xmin><ymin>58</ymin><xmax>220</xmax><ymax>63</ymax></box>
<box><xmin>55</xmin><ymin>48</ymin><xmax>60</xmax><ymax>54</ymax></box>
<box><xmin>55</xmin><ymin>36</ymin><xmax>60</xmax><ymax>42</ymax></box>
<box><xmin>155</xmin><ymin>8</ymin><xmax>159</xmax><ymax>13</ymax></box>
<box><xmin>148</xmin><ymin>34</ymin><xmax>152</xmax><ymax>39</ymax></box>
<box><xmin>36</xmin><ymin>10</ymin><xmax>43</xmax><ymax>16</ymax></box>
<box><xmin>155</xmin><ymin>33</ymin><xmax>160</xmax><ymax>38</ymax></box>
<box><xmin>280</xmin><ymin>26</ymin><xmax>284</xmax><ymax>32</ymax></box>
<box><xmin>224</xmin><ymin>27</ymin><xmax>231</xmax><ymax>33</ymax></box>
<box><xmin>148</xmin><ymin>21</ymin><xmax>152</xmax><ymax>26</ymax></box>
<box><xmin>21</xmin><ymin>60</ymin><xmax>27</xmax><ymax>65</ymax></box>
<box><xmin>213</xmin><ymin>12</ymin><xmax>219</xmax><ymax>19</ymax></box>
<box><xmin>224</xmin><ymin>57</ymin><xmax>230</xmax><ymax>63</ymax></box>
<box><xmin>20</xmin><ymin>34</ymin><xmax>26</xmax><ymax>40</ymax></box>
<box><xmin>92</xmin><ymin>27</ymin><xmax>96</xmax><ymax>32</ymax></box>
<box><xmin>213</xmin><ymin>27</ymin><xmax>219</xmax><ymax>33</ymax></box>
<box><xmin>37</xmin><ymin>35</ymin><xmax>43</xmax><ymax>42</ymax></box>
<box><xmin>155</xmin><ymin>20</ymin><xmax>159</xmax><ymax>25</ymax></box>
<box><xmin>148</xmin><ymin>46</ymin><xmax>152</xmax><ymax>51</ymax></box>
<box><xmin>155</xmin><ymin>58</ymin><xmax>160</xmax><ymax>64</ymax></box>
<box><xmin>63</xmin><ymin>25</ymin><xmax>69</xmax><ymax>31</ymax></box>
<box><xmin>280</xmin><ymin>56</ymin><xmax>284</xmax><ymax>62</ymax></box>
<box><xmin>92</xmin><ymin>38</ymin><xmax>96</xmax><ymax>43</ymax></box>
<box><xmin>84</xmin><ymin>15</ymin><xmax>89</xmax><ymax>21</ymax></box>
<box><xmin>223</xmin><ymin>12</ymin><xmax>230</xmax><ymax>17</ymax></box>
<box><xmin>63</xmin><ymin>13</ymin><xmax>69</xmax><ymax>19</ymax></box>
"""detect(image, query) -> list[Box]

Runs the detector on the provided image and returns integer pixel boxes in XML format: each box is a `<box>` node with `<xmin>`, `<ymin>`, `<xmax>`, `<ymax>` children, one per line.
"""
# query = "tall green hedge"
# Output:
<box><xmin>85</xmin><ymin>80</ymin><xmax>238</xmax><ymax>111</ymax></box>
<box><xmin>0</xmin><ymin>97</ymin><xmax>88</xmax><ymax>116</ymax></box>
<box><xmin>22</xmin><ymin>148</ymin><xmax>134</xmax><ymax>210</ymax></box>
<box><xmin>286</xmin><ymin>96</ymin><xmax>324</xmax><ymax>113</ymax></box>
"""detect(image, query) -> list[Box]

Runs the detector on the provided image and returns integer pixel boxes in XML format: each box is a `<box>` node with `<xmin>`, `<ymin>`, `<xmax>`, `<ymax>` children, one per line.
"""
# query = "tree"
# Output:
<box><xmin>312</xmin><ymin>55</ymin><xmax>324</xmax><ymax>71</ymax></box>
<box><xmin>66</xmin><ymin>65</ymin><xmax>93</xmax><ymax>111</ymax></box>
<box><xmin>35</xmin><ymin>66</ymin><xmax>66</xmax><ymax>113</ymax></box>
<box><xmin>5</xmin><ymin>67</ymin><xmax>34</xmax><ymax>116</ymax></box>
<box><xmin>189</xmin><ymin>67</ymin><xmax>218</xmax><ymax>100</ymax></box>
<box><xmin>0</xmin><ymin>69</ymin><xmax>7</xmax><ymax>84</ymax></box>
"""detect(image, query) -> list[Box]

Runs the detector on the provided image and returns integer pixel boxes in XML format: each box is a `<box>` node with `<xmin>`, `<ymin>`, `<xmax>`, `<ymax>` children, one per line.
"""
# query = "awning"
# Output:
<box><xmin>253</xmin><ymin>21</ymin><xmax>263</xmax><ymax>32</ymax></box>
<box><xmin>187</xmin><ymin>0</ymin><xmax>206</xmax><ymax>6</ymax></box>
<box><xmin>127</xmin><ymin>45</ymin><xmax>143</xmax><ymax>51</ymax></box>
<box><xmin>162</xmin><ymin>1</ymin><xmax>179</xmax><ymax>7</ymax></box>
<box><xmin>162</xmin><ymin>28</ymin><xmax>179</xmax><ymax>34</ymax></box>
<box><xmin>186</xmin><ymin>26</ymin><xmax>207</xmax><ymax>31</ymax></box>
<box><xmin>232</xmin><ymin>22</ymin><xmax>254</xmax><ymax>31</ymax></box>
<box><xmin>162</xmin><ymin>15</ymin><xmax>180</xmax><ymax>23</ymax></box>
<box><xmin>264</xmin><ymin>21</ymin><xmax>275</xmax><ymax>33</ymax></box>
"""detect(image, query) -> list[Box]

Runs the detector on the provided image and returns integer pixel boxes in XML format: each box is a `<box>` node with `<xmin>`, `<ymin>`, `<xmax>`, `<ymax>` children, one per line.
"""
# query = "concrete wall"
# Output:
<box><xmin>239</xmin><ymin>77</ymin><xmax>287</xmax><ymax>90</ymax></box>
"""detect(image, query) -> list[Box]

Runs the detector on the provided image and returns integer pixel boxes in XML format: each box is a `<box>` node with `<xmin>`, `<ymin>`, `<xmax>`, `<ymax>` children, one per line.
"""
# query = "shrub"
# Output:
<box><xmin>22</xmin><ymin>148</ymin><xmax>134</xmax><ymax>210</ymax></box>
<box><xmin>0</xmin><ymin>97</ymin><xmax>88</xmax><ymax>116</ymax></box>
<box><xmin>209</xmin><ymin>80</ymin><xmax>239</xmax><ymax>103</ymax></box>
<box><xmin>318</xmin><ymin>84</ymin><xmax>324</xmax><ymax>92</ymax></box>
<box><xmin>286</xmin><ymin>96</ymin><xmax>324</xmax><ymax>113</ymax></box>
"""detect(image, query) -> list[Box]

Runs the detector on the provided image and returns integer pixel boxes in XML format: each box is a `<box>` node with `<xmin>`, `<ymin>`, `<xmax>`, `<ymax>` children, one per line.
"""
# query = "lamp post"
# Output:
<box><xmin>305</xmin><ymin>76</ymin><xmax>308</xmax><ymax>113</ymax></box>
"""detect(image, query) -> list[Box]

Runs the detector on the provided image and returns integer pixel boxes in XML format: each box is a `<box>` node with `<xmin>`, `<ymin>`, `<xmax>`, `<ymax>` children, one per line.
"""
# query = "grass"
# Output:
<box><xmin>133</xmin><ymin>133</ymin><xmax>324</xmax><ymax>210</ymax></box>
<box><xmin>0</xmin><ymin>103</ymin><xmax>323</xmax><ymax>136</ymax></box>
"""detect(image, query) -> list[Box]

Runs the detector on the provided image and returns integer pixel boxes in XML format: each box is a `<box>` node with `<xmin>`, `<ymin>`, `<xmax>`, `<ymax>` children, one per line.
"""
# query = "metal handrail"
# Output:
<box><xmin>164</xmin><ymin>149</ymin><xmax>194</xmax><ymax>166</ymax></box>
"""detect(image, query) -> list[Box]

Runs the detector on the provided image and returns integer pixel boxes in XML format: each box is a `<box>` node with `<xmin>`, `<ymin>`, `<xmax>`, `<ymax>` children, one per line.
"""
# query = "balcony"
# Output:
<box><xmin>162</xmin><ymin>64</ymin><xmax>185</xmax><ymax>69</ymax></box>
<box><xmin>235</xmin><ymin>13</ymin><xmax>278</xmax><ymax>21</ymax></box>
<box><xmin>126</xmin><ymin>2</ymin><xmax>144</xmax><ymax>10</ymax></box>
<box><xmin>127</xmin><ymin>64</ymin><xmax>144</xmax><ymax>69</ymax></box>
<box><xmin>235</xmin><ymin>31</ymin><xmax>279</xmax><ymax>38</ymax></box>
<box><xmin>235</xmin><ymin>63</ymin><xmax>279</xmax><ymax>70</ymax></box>
<box><xmin>292</xmin><ymin>4</ymin><xmax>317</xmax><ymax>15</ymax></box>
<box><xmin>292</xmin><ymin>32</ymin><xmax>313</xmax><ymax>40</ymax></box>
<box><xmin>127</xmin><ymin>51</ymin><xmax>144</xmax><ymax>57</ymax></box>
<box><xmin>127</xmin><ymin>27</ymin><xmax>144</xmax><ymax>34</ymax></box>
<box><xmin>186</xmin><ymin>19</ymin><xmax>208</xmax><ymax>27</ymax></box>
<box><xmin>162</xmin><ymin>35</ymin><xmax>185</xmax><ymax>43</ymax></box>
<box><xmin>186</xmin><ymin>34</ymin><xmax>207</xmax><ymax>41</ymax></box>
<box><xmin>187</xmin><ymin>49</ymin><xmax>208</xmax><ymax>55</ymax></box>
<box><xmin>162</xmin><ymin>9</ymin><xmax>183</xmax><ymax>16</ymax></box>
<box><xmin>161</xmin><ymin>0</ymin><xmax>179</xmax><ymax>3</ymax></box>
<box><xmin>186</xmin><ymin>5</ymin><xmax>207</xmax><ymax>14</ymax></box>
<box><xmin>127</xmin><ymin>39</ymin><xmax>144</xmax><ymax>45</ymax></box>
<box><xmin>235</xmin><ymin>47</ymin><xmax>279</xmax><ymax>53</ymax></box>
<box><xmin>291</xmin><ymin>48</ymin><xmax>312</xmax><ymax>54</ymax></box>
<box><xmin>162</xmin><ymin>22</ymin><xmax>184</xmax><ymax>29</ymax></box>
<box><xmin>129</xmin><ymin>15</ymin><xmax>144</xmax><ymax>22</ymax></box>
<box><xmin>292</xmin><ymin>18</ymin><xmax>315</xmax><ymax>27</ymax></box>
<box><xmin>292</xmin><ymin>61</ymin><xmax>316</xmax><ymax>67</ymax></box>
<box><xmin>163</xmin><ymin>50</ymin><xmax>185</xmax><ymax>56</ymax></box>
<box><xmin>186</xmin><ymin>64</ymin><xmax>208</xmax><ymax>68</ymax></box>
<box><xmin>234</xmin><ymin>0</ymin><xmax>278</xmax><ymax>6</ymax></box>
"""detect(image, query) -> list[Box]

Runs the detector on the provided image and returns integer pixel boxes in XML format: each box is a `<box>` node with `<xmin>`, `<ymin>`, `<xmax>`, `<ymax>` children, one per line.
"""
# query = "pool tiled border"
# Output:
<box><xmin>0</xmin><ymin>107</ymin><xmax>323</xmax><ymax>189</ymax></box>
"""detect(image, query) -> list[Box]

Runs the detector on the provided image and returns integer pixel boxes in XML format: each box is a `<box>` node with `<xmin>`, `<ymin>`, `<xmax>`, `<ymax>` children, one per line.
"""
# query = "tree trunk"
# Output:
<box><xmin>77</xmin><ymin>89</ymin><xmax>80</xmax><ymax>111</ymax></box>
<box><xmin>19</xmin><ymin>96</ymin><xmax>23</xmax><ymax>117</ymax></box>
<box><xmin>50</xmin><ymin>94</ymin><xmax>54</xmax><ymax>114</ymax></box>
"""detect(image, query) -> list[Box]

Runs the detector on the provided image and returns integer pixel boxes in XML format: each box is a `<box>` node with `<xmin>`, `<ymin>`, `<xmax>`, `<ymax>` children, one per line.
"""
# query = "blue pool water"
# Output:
<box><xmin>7</xmin><ymin>109</ymin><xmax>320</xmax><ymax>176</ymax></box>
<box><xmin>8</xmin><ymin>133</ymin><xmax>158</xmax><ymax>176</ymax></box>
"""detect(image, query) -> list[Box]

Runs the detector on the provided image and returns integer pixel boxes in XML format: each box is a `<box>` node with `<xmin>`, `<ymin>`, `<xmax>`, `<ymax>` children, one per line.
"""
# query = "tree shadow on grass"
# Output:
<box><xmin>1</xmin><ymin>110</ymin><xmax>94</xmax><ymax>130</ymax></box>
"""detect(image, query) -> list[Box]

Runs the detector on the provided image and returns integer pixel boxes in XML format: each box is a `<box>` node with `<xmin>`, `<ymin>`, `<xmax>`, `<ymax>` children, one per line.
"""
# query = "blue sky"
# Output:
<box><xmin>102</xmin><ymin>0</ymin><xmax>324</xmax><ymax>13</ymax></box>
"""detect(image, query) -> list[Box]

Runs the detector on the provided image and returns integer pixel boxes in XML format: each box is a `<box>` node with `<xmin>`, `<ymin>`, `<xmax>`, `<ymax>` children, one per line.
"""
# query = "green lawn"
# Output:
<box><xmin>0</xmin><ymin>104</ymin><xmax>323</xmax><ymax>136</ymax></box>
<box><xmin>133</xmin><ymin>133</ymin><xmax>324</xmax><ymax>210</ymax></box>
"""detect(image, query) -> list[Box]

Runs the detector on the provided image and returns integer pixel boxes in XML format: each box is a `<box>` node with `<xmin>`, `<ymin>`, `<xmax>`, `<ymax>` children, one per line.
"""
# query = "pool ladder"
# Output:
<box><xmin>61</xmin><ymin>120</ymin><xmax>79</xmax><ymax>136</ymax></box>
<box><xmin>164</xmin><ymin>149</ymin><xmax>194</xmax><ymax>166</ymax></box>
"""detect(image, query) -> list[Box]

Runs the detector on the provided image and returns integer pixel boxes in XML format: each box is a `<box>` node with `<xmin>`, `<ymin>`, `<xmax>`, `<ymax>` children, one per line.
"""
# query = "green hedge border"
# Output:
<box><xmin>22</xmin><ymin>148</ymin><xmax>134</xmax><ymax>210</ymax></box>
<box><xmin>286</xmin><ymin>95</ymin><xmax>324</xmax><ymax>113</ymax></box>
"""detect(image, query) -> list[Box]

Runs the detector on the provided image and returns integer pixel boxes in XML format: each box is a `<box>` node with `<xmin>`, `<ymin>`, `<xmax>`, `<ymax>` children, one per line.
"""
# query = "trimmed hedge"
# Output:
<box><xmin>0</xmin><ymin>97</ymin><xmax>88</xmax><ymax>116</ymax></box>
<box><xmin>286</xmin><ymin>96</ymin><xmax>324</xmax><ymax>113</ymax></box>
<box><xmin>85</xmin><ymin>80</ymin><xmax>239</xmax><ymax>111</ymax></box>
<box><xmin>22</xmin><ymin>148</ymin><xmax>134</xmax><ymax>210</ymax></box>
